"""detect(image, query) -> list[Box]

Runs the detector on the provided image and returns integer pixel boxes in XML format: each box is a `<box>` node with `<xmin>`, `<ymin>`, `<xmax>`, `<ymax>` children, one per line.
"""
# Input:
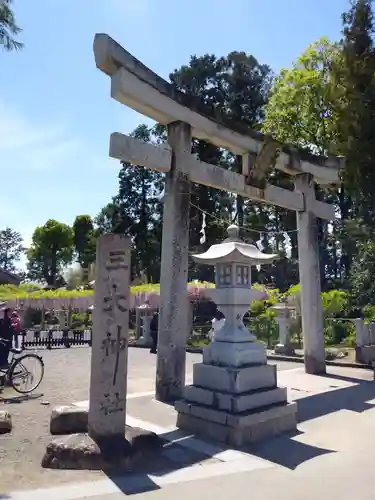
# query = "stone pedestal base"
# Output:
<box><xmin>136</xmin><ymin>337</ymin><xmax>152</xmax><ymax>348</ymax></box>
<box><xmin>176</xmin><ymin>402</ymin><xmax>297</xmax><ymax>447</ymax></box>
<box><xmin>42</xmin><ymin>427</ymin><xmax>163</xmax><ymax>470</ymax></box>
<box><xmin>356</xmin><ymin>345</ymin><xmax>375</xmax><ymax>364</ymax></box>
<box><xmin>274</xmin><ymin>344</ymin><xmax>295</xmax><ymax>356</ymax></box>
<box><xmin>176</xmin><ymin>343</ymin><xmax>297</xmax><ymax>446</ymax></box>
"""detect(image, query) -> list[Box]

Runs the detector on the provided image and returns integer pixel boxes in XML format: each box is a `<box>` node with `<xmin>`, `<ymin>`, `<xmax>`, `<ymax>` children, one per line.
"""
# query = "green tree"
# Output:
<box><xmin>262</xmin><ymin>38</ymin><xmax>347</xmax><ymax>289</ymax></box>
<box><xmin>348</xmin><ymin>226</ymin><xmax>375</xmax><ymax>308</ymax></box>
<box><xmin>116</xmin><ymin>124</ymin><xmax>164</xmax><ymax>282</ymax></box>
<box><xmin>327</xmin><ymin>0</ymin><xmax>375</xmax><ymax>298</ymax></box>
<box><xmin>95</xmin><ymin>202</ymin><xmax>124</xmax><ymax>234</ymax></box>
<box><xmin>96</xmin><ymin>125</ymin><xmax>164</xmax><ymax>282</ymax></box>
<box><xmin>27</xmin><ymin>220</ymin><xmax>74</xmax><ymax>286</ymax></box>
<box><xmin>0</xmin><ymin>227</ymin><xmax>24</xmax><ymax>272</ymax></box>
<box><xmin>336</xmin><ymin>0</ymin><xmax>375</xmax><ymax>224</ymax></box>
<box><xmin>262</xmin><ymin>37</ymin><xmax>342</xmax><ymax>155</ymax></box>
<box><xmin>0</xmin><ymin>0</ymin><xmax>23</xmax><ymax>51</ymax></box>
<box><xmin>170</xmin><ymin>52</ymin><xmax>272</xmax><ymax>280</ymax></box>
<box><xmin>72</xmin><ymin>215</ymin><xmax>96</xmax><ymax>273</ymax></box>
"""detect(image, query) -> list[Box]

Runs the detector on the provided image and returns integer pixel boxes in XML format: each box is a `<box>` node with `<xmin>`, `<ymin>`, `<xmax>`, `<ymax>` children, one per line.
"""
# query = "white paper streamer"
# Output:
<box><xmin>199</xmin><ymin>213</ymin><xmax>207</xmax><ymax>244</ymax></box>
<box><xmin>284</xmin><ymin>232</ymin><xmax>292</xmax><ymax>258</ymax></box>
<box><xmin>256</xmin><ymin>235</ymin><xmax>264</xmax><ymax>251</ymax></box>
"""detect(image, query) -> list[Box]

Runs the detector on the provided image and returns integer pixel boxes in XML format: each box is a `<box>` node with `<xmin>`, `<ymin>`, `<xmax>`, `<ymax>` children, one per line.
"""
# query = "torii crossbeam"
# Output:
<box><xmin>93</xmin><ymin>33</ymin><xmax>343</xmax><ymax>402</ymax></box>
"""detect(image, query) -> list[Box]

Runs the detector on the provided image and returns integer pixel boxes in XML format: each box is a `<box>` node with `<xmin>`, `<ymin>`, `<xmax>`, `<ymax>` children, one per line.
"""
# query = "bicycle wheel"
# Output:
<box><xmin>9</xmin><ymin>354</ymin><xmax>44</xmax><ymax>394</ymax></box>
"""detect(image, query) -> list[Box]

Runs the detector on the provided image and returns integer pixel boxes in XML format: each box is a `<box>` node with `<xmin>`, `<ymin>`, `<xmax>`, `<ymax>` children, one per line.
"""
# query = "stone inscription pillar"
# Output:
<box><xmin>295</xmin><ymin>174</ymin><xmax>326</xmax><ymax>374</ymax></box>
<box><xmin>88</xmin><ymin>233</ymin><xmax>130</xmax><ymax>441</ymax></box>
<box><xmin>156</xmin><ymin>121</ymin><xmax>192</xmax><ymax>403</ymax></box>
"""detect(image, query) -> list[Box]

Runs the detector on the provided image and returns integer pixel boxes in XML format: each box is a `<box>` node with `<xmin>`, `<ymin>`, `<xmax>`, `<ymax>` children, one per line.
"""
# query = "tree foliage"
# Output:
<box><xmin>27</xmin><ymin>220</ymin><xmax>74</xmax><ymax>286</ymax></box>
<box><xmin>0</xmin><ymin>0</ymin><xmax>23</xmax><ymax>51</ymax></box>
<box><xmin>262</xmin><ymin>37</ymin><xmax>343</xmax><ymax>156</ymax></box>
<box><xmin>0</xmin><ymin>227</ymin><xmax>24</xmax><ymax>272</ymax></box>
<box><xmin>72</xmin><ymin>215</ymin><xmax>96</xmax><ymax>270</ymax></box>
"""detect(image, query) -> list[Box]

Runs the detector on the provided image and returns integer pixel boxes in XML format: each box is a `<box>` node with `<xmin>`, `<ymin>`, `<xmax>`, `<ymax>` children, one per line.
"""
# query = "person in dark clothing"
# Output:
<box><xmin>149</xmin><ymin>311</ymin><xmax>159</xmax><ymax>354</ymax></box>
<box><xmin>0</xmin><ymin>308</ymin><xmax>14</xmax><ymax>368</ymax></box>
<box><xmin>11</xmin><ymin>311</ymin><xmax>21</xmax><ymax>348</ymax></box>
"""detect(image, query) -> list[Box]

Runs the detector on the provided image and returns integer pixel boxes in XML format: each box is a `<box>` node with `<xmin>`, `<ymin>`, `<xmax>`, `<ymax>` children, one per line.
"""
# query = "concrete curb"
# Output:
<box><xmin>127</xmin><ymin>344</ymin><xmax>372</xmax><ymax>370</ymax></box>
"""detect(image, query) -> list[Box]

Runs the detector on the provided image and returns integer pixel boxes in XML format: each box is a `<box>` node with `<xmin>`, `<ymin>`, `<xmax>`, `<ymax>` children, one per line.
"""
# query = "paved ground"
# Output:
<box><xmin>0</xmin><ymin>347</ymin><xmax>300</xmax><ymax>493</ymax></box>
<box><xmin>1</xmin><ymin>347</ymin><xmax>375</xmax><ymax>499</ymax></box>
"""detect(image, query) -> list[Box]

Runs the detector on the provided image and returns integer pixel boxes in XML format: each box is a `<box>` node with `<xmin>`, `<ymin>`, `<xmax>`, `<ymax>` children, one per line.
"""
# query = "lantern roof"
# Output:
<box><xmin>192</xmin><ymin>224</ymin><xmax>278</xmax><ymax>266</ymax></box>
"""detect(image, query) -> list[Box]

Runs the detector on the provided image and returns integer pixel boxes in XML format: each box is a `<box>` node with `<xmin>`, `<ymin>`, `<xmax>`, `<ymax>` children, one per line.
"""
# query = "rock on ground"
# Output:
<box><xmin>50</xmin><ymin>406</ymin><xmax>88</xmax><ymax>435</ymax></box>
<box><xmin>0</xmin><ymin>410</ymin><xmax>12</xmax><ymax>434</ymax></box>
<box><xmin>42</xmin><ymin>426</ymin><xmax>163</xmax><ymax>470</ymax></box>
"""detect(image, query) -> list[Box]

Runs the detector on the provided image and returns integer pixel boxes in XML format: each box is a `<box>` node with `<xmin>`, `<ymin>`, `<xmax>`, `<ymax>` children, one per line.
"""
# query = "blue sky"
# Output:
<box><xmin>0</xmin><ymin>0</ymin><xmax>348</xmax><ymax>254</ymax></box>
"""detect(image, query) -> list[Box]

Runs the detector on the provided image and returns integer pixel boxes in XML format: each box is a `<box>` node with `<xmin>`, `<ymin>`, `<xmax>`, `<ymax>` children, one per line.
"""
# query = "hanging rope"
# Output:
<box><xmin>189</xmin><ymin>202</ymin><xmax>298</xmax><ymax>237</ymax></box>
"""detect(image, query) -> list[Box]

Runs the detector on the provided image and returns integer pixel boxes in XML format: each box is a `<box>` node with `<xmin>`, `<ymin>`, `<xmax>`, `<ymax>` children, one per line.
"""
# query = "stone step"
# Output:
<box><xmin>183</xmin><ymin>385</ymin><xmax>287</xmax><ymax>414</ymax></box>
<box><xmin>176</xmin><ymin>399</ymin><xmax>293</xmax><ymax>428</ymax></box>
<box><xmin>176</xmin><ymin>401</ymin><xmax>297</xmax><ymax>447</ymax></box>
<box><xmin>203</xmin><ymin>341</ymin><xmax>267</xmax><ymax>368</ymax></box>
<box><xmin>193</xmin><ymin>363</ymin><xmax>277</xmax><ymax>394</ymax></box>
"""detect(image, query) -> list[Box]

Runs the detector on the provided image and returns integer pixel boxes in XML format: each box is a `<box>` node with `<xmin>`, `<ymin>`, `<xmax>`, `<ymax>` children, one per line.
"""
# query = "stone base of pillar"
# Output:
<box><xmin>136</xmin><ymin>336</ymin><xmax>152</xmax><ymax>348</ymax></box>
<box><xmin>175</xmin><ymin>343</ymin><xmax>297</xmax><ymax>446</ymax></box>
<box><xmin>304</xmin><ymin>354</ymin><xmax>326</xmax><ymax>375</ymax></box>
<box><xmin>355</xmin><ymin>345</ymin><xmax>375</xmax><ymax>364</ymax></box>
<box><xmin>274</xmin><ymin>344</ymin><xmax>295</xmax><ymax>356</ymax></box>
<box><xmin>42</xmin><ymin>427</ymin><xmax>163</xmax><ymax>470</ymax></box>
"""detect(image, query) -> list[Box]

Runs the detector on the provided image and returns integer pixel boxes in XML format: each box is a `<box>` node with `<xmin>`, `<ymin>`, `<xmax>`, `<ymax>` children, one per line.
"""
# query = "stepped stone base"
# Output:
<box><xmin>184</xmin><ymin>385</ymin><xmax>287</xmax><ymax>413</ymax></box>
<box><xmin>176</xmin><ymin>401</ymin><xmax>297</xmax><ymax>447</ymax></box>
<box><xmin>203</xmin><ymin>341</ymin><xmax>266</xmax><ymax>368</ymax></box>
<box><xmin>176</xmin><ymin>342</ymin><xmax>298</xmax><ymax>446</ymax></box>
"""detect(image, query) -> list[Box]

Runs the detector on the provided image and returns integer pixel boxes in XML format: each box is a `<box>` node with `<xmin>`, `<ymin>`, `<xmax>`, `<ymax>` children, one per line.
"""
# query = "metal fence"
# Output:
<box><xmin>19</xmin><ymin>329</ymin><xmax>92</xmax><ymax>349</ymax></box>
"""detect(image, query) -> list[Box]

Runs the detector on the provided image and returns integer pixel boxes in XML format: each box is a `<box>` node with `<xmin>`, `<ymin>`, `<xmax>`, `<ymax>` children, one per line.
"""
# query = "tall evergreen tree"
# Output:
<box><xmin>338</xmin><ymin>0</ymin><xmax>375</xmax><ymax>223</ymax></box>
<box><xmin>0</xmin><ymin>0</ymin><xmax>23</xmax><ymax>51</ymax></box>
<box><xmin>170</xmin><ymin>52</ymin><xmax>272</xmax><ymax>281</ymax></box>
<box><xmin>97</xmin><ymin>125</ymin><xmax>164</xmax><ymax>282</ymax></box>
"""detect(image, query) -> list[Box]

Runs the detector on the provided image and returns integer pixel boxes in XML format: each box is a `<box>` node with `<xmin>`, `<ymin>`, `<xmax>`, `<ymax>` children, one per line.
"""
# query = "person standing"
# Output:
<box><xmin>0</xmin><ymin>308</ymin><xmax>13</xmax><ymax>368</ymax></box>
<box><xmin>149</xmin><ymin>311</ymin><xmax>159</xmax><ymax>354</ymax></box>
<box><xmin>11</xmin><ymin>310</ymin><xmax>21</xmax><ymax>348</ymax></box>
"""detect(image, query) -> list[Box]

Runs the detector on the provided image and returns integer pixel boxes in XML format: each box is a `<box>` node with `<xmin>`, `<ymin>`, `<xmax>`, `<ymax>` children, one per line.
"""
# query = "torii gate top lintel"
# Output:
<box><xmin>93</xmin><ymin>33</ymin><xmax>342</xmax><ymax>187</ymax></box>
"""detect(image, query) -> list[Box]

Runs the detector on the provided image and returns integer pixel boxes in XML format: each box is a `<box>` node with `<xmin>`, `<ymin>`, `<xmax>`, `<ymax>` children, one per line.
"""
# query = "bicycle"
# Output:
<box><xmin>0</xmin><ymin>339</ymin><xmax>44</xmax><ymax>394</ymax></box>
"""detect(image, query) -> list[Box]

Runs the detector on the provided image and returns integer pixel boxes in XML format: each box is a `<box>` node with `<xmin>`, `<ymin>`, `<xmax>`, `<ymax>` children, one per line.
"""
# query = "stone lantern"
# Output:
<box><xmin>271</xmin><ymin>302</ymin><xmax>296</xmax><ymax>355</ymax></box>
<box><xmin>194</xmin><ymin>224</ymin><xmax>277</xmax><ymax>365</ymax></box>
<box><xmin>135</xmin><ymin>302</ymin><xmax>154</xmax><ymax>346</ymax></box>
<box><xmin>175</xmin><ymin>224</ymin><xmax>297</xmax><ymax>446</ymax></box>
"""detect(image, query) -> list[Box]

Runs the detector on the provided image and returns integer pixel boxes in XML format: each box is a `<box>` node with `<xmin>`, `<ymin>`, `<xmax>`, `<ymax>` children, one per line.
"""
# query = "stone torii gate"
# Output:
<box><xmin>93</xmin><ymin>33</ymin><xmax>343</xmax><ymax>402</ymax></box>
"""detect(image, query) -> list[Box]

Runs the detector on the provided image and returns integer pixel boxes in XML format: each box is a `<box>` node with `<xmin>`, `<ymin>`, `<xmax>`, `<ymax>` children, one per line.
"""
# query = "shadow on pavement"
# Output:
<box><xmin>104</xmin><ymin>376</ymin><xmax>375</xmax><ymax>494</ymax></box>
<box><xmin>248</xmin><ymin>430</ymin><xmax>334</xmax><ymax>470</ymax></box>
<box><xmin>297</xmin><ymin>379</ymin><xmax>375</xmax><ymax>423</ymax></box>
<box><xmin>104</xmin><ymin>433</ymin><xmax>217</xmax><ymax>495</ymax></box>
<box><xmin>0</xmin><ymin>392</ymin><xmax>43</xmax><ymax>404</ymax></box>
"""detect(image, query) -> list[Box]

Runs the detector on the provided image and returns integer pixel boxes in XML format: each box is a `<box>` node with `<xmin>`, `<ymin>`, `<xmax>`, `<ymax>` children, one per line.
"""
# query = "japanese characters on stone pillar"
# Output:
<box><xmin>88</xmin><ymin>234</ymin><xmax>130</xmax><ymax>442</ymax></box>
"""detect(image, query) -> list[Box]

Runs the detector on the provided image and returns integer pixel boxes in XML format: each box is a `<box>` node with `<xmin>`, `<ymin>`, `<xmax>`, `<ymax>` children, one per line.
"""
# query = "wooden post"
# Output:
<box><xmin>88</xmin><ymin>234</ymin><xmax>130</xmax><ymax>442</ymax></box>
<box><xmin>156</xmin><ymin>121</ymin><xmax>192</xmax><ymax>402</ymax></box>
<box><xmin>295</xmin><ymin>174</ymin><xmax>326</xmax><ymax>374</ymax></box>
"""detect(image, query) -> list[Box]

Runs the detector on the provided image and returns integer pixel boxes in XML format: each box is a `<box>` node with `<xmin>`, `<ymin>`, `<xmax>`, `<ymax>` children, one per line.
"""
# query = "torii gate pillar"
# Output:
<box><xmin>155</xmin><ymin>121</ymin><xmax>192</xmax><ymax>402</ymax></box>
<box><xmin>295</xmin><ymin>174</ymin><xmax>326</xmax><ymax>374</ymax></box>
